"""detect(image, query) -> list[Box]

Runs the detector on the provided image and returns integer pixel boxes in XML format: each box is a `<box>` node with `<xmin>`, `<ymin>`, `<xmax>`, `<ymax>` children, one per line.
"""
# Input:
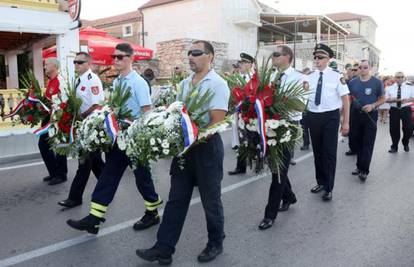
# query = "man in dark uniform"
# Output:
<box><xmin>67</xmin><ymin>43</ymin><xmax>163</xmax><ymax>234</ymax></box>
<box><xmin>58</xmin><ymin>52</ymin><xmax>105</xmax><ymax>209</ymax></box>
<box><xmin>40</xmin><ymin>58</ymin><xmax>68</xmax><ymax>185</ymax></box>
<box><xmin>136</xmin><ymin>40</ymin><xmax>230</xmax><ymax>265</ymax></box>
<box><xmin>348</xmin><ymin>60</ymin><xmax>385</xmax><ymax>181</ymax></box>
<box><xmin>307</xmin><ymin>44</ymin><xmax>350</xmax><ymax>201</ymax></box>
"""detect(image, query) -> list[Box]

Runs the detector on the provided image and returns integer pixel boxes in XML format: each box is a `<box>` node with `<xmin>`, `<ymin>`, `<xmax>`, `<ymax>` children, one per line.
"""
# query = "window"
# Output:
<box><xmin>122</xmin><ymin>24</ymin><xmax>133</xmax><ymax>37</ymax></box>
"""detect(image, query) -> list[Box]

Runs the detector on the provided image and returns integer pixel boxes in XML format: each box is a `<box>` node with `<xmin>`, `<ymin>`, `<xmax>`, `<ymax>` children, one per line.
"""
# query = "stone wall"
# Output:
<box><xmin>156</xmin><ymin>38</ymin><xmax>229</xmax><ymax>78</ymax></box>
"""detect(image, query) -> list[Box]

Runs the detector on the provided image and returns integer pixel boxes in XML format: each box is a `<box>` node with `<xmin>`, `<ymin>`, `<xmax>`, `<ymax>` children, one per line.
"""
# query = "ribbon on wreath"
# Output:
<box><xmin>104</xmin><ymin>112</ymin><xmax>119</xmax><ymax>145</ymax></box>
<box><xmin>254</xmin><ymin>98</ymin><xmax>267</xmax><ymax>157</ymax></box>
<box><xmin>33</xmin><ymin>109</ymin><xmax>55</xmax><ymax>137</ymax></box>
<box><xmin>27</xmin><ymin>95</ymin><xmax>50</xmax><ymax>112</ymax></box>
<box><xmin>2</xmin><ymin>99</ymin><xmax>26</xmax><ymax>119</ymax></box>
<box><xmin>180</xmin><ymin>106</ymin><xmax>198</xmax><ymax>155</ymax></box>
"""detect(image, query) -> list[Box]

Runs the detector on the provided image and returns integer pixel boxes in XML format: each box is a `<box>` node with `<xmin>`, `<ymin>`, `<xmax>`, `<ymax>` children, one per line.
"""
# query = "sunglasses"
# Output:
<box><xmin>314</xmin><ymin>55</ymin><xmax>328</xmax><ymax>60</ymax></box>
<box><xmin>395</xmin><ymin>76</ymin><xmax>405</xmax><ymax>79</ymax></box>
<box><xmin>111</xmin><ymin>54</ymin><xmax>131</xmax><ymax>60</ymax></box>
<box><xmin>359</xmin><ymin>66</ymin><xmax>369</xmax><ymax>70</ymax></box>
<box><xmin>73</xmin><ymin>60</ymin><xmax>87</xmax><ymax>65</ymax></box>
<box><xmin>352</xmin><ymin>69</ymin><xmax>358</xmax><ymax>71</ymax></box>
<box><xmin>187</xmin><ymin>49</ymin><xmax>209</xmax><ymax>57</ymax></box>
<box><xmin>272</xmin><ymin>52</ymin><xmax>282</xmax><ymax>57</ymax></box>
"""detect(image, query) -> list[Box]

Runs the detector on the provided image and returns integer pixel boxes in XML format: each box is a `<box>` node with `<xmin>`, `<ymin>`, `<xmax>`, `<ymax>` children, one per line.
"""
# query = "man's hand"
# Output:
<box><xmin>340</xmin><ymin>122</ymin><xmax>350</xmax><ymax>136</ymax></box>
<box><xmin>362</xmin><ymin>104</ymin><xmax>374</xmax><ymax>113</ymax></box>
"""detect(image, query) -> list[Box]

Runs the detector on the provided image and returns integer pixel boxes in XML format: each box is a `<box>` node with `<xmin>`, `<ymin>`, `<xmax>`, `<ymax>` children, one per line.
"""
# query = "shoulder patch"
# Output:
<box><xmin>340</xmin><ymin>77</ymin><xmax>347</xmax><ymax>85</ymax></box>
<box><xmin>91</xmin><ymin>86</ymin><xmax>100</xmax><ymax>95</ymax></box>
<box><xmin>88</xmin><ymin>73</ymin><xmax>92</xmax><ymax>80</ymax></box>
<box><xmin>303</xmin><ymin>81</ymin><xmax>309</xmax><ymax>91</ymax></box>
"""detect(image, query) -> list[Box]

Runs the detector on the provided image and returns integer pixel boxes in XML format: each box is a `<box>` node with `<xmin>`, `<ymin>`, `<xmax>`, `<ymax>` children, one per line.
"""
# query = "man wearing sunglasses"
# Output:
<box><xmin>385</xmin><ymin>72</ymin><xmax>414</xmax><ymax>153</ymax></box>
<box><xmin>345</xmin><ymin>63</ymin><xmax>361</xmax><ymax>157</ymax></box>
<box><xmin>137</xmin><ymin>40</ymin><xmax>230</xmax><ymax>265</ymax></box>
<box><xmin>67</xmin><ymin>43</ymin><xmax>163</xmax><ymax>234</ymax></box>
<box><xmin>255</xmin><ymin>45</ymin><xmax>309</xmax><ymax>231</ymax></box>
<box><xmin>58</xmin><ymin>52</ymin><xmax>105</xmax><ymax>209</ymax></box>
<box><xmin>348</xmin><ymin>60</ymin><xmax>385</xmax><ymax>181</ymax></box>
<box><xmin>307</xmin><ymin>43</ymin><xmax>350</xmax><ymax>201</ymax></box>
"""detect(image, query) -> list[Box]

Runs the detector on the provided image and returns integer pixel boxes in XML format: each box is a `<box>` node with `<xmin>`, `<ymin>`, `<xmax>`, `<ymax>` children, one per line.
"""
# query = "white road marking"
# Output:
<box><xmin>0</xmin><ymin>151</ymin><xmax>313</xmax><ymax>266</ymax></box>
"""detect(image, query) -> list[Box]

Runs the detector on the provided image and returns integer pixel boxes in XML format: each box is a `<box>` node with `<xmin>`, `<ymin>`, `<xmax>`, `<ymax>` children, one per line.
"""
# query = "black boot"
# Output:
<box><xmin>136</xmin><ymin>247</ymin><xmax>172</xmax><ymax>265</ymax></box>
<box><xmin>67</xmin><ymin>214</ymin><xmax>105</xmax><ymax>235</ymax></box>
<box><xmin>133</xmin><ymin>210</ymin><xmax>160</xmax><ymax>231</ymax></box>
<box><xmin>197</xmin><ymin>245</ymin><xmax>223</xmax><ymax>263</ymax></box>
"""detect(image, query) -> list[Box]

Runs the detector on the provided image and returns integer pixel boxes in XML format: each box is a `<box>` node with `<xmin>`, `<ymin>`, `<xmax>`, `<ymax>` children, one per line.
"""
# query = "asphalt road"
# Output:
<box><xmin>0</xmin><ymin>123</ymin><xmax>414</xmax><ymax>267</ymax></box>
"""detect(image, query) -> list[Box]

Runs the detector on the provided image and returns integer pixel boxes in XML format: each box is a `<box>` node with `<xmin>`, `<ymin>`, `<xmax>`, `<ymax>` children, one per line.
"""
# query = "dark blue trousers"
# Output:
<box><xmin>156</xmin><ymin>134</ymin><xmax>225</xmax><ymax>255</ymax></box>
<box><xmin>68</xmin><ymin>151</ymin><xmax>105</xmax><ymax>202</ymax></box>
<box><xmin>308</xmin><ymin>109</ymin><xmax>340</xmax><ymax>192</ymax></box>
<box><xmin>38</xmin><ymin>134</ymin><xmax>67</xmax><ymax>178</ymax></box>
<box><xmin>91</xmin><ymin>146</ymin><xmax>158</xmax><ymax>207</ymax></box>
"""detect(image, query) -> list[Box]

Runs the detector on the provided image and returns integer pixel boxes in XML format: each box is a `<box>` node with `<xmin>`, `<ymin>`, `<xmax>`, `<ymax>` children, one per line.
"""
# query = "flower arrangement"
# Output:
<box><xmin>151</xmin><ymin>84</ymin><xmax>179</xmax><ymax>108</ymax></box>
<box><xmin>4</xmin><ymin>71</ymin><xmax>50</xmax><ymax>127</ymax></box>
<box><xmin>233</xmin><ymin>57</ymin><xmax>307</xmax><ymax>173</ymax></box>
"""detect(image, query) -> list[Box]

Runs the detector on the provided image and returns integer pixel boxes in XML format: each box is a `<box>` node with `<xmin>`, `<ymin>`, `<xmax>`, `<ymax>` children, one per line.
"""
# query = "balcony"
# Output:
<box><xmin>234</xmin><ymin>8</ymin><xmax>261</xmax><ymax>28</ymax></box>
<box><xmin>0</xmin><ymin>0</ymin><xmax>59</xmax><ymax>12</ymax></box>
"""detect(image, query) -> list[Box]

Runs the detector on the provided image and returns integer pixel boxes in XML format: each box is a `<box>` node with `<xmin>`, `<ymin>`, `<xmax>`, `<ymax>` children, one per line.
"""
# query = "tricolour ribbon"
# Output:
<box><xmin>254</xmin><ymin>98</ymin><xmax>267</xmax><ymax>157</ymax></box>
<box><xmin>27</xmin><ymin>95</ymin><xmax>50</xmax><ymax>112</ymax></box>
<box><xmin>33</xmin><ymin>109</ymin><xmax>55</xmax><ymax>137</ymax></box>
<box><xmin>2</xmin><ymin>99</ymin><xmax>26</xmax><ymax>119</ymax></box>
<box><xmin>180</xmin><ymin>106</ymin><xmax>198</xmax><ymax>155</ymax></box>
<box><xmin>105</xmin><ymin>112</ymin><xmax>119</xmax><ymax>144</ymax></box>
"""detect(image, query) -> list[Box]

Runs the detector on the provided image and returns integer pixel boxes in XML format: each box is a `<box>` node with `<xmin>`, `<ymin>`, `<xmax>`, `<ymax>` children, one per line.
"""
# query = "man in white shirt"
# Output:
<box><xmin>307</xmin><ymin>44</ymin><xmax>350</xmax><ymax>201</ymax></box>
<box><xmin>385</xmin><ymin>72</ymin><xmax>414</xmax><ymax>152</ymax></box>
<box><xmin>58</xmin><ymin>52</ymin><xmax>105</xmax><ymax>209</ymax></box>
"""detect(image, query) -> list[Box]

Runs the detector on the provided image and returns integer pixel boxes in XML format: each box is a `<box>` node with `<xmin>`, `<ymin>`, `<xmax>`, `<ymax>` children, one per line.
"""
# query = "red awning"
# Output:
<box><xmin>42</xmin><ymin>26</ymin><xmax>153</xmax><ymax>65</ymax></box>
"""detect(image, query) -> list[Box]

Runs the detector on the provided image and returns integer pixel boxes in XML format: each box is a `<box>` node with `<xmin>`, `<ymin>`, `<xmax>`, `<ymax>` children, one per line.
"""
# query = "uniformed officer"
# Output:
<box><xmin>136</xmin><ymin>40</ymin><xmax>230</xmax><ymax>265</ymax></box>
<box><xmin>385</xmin><ymin>71</ymin><xmax>414</xmax><ymax>153</ymax></box>
<box><xmin>307</xmin><ymin>43</ymin><xmax>350</xmax><ymax>201</ymax></box>
<box><xmin>229</xmin><ymin>53</ymin><xmax>255</xmax><ymax>172</ymax></box>
<box><xmin>258</xmin><ymin>45</ymin><xmax>308</xmax><ymax>230</ymax></box>
<box><xmin>39</xmin><ymin>58</ymin><xmax>68</xmax><ymax>185</ymax></box>
<box><xmin>348</xmin><ymin>60</ymin><xmax>385</xmax><ymax>181</ymax></box>
<box><xmin>345</xmin><ymin>63</ymin><xmax>360</xmax><ymax>156</ymax></box>
<box><xmin>58</xmin><ymin>52</ymin><xmax>105</xmax><ymax>209</ymax></box>
<box><xmin>67</xmin><ymin>43</ymin><xmax>162</xmax><ymax>234</ymax></box>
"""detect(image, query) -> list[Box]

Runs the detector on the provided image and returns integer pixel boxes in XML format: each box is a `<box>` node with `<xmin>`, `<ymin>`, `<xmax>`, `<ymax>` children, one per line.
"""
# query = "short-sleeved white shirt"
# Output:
<box><xmin>76</xmin><ymin>69</ymin><xmax>105</xmax><ymax>113</ymax></box>
<box><xmin>385</xmin><ymin>82</ymin><xmax>414</xmax><ymax>108</ymax></box>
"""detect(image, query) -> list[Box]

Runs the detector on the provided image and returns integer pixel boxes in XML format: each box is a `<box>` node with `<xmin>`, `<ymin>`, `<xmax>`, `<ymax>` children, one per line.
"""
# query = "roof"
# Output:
<box><xmin>327</xmin><ymin>12</ymin><xmax>372</xmax><ymax>21</ymax></box>
<box><xmin>258</xmin><ymin>1</ymin><xmax>279</xmax><ymax>14</ymax></box>
<box><xmin>140</xmin><ymin>0</ymin><xmax>183</xmax><ymax>9</ymax></box>
<box><xmin>84</xmin><ymin>11</ymin><xmax>141</xmax><ymax>28</ymax></box>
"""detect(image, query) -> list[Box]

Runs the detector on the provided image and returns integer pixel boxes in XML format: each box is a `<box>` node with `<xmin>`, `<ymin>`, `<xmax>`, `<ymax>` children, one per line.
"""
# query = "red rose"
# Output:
<box><xmin>60</xmin><ymin>102</ymin><xmax>67</xmax><ymax>109</ymax></box>
<box><xmin>61</xmin><ymin>112</ymin><xmax>72</xmax><ymax>122</ymax></box>
<box><xmin>27</xmin><ymin>102</ymin><xmax>34</xmax><ymax>109</ymax></box>
<box><xmin>27</xmin><ymin>115</ymin><xmax>34</xmax><ymax>122</ymax></box>
<box><xmin>272</xmin><ymin>113</ymin><xmax>281</xmax><ymax>120</ymax></box>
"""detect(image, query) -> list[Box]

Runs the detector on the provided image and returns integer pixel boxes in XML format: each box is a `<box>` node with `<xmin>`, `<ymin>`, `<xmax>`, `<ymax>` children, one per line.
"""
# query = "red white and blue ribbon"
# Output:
<box><xmin>235</xmin><ymin>101</ymin><xmax>243</xmax><ymax>113</ymax></box>
<box><xmin>254</xmin><ymin>98</ymin><xmax>267</xmax><ymax>157</ymax></box>
<box><xmin>27</xmin><ymin>95</ymin><xmax>50</xmax><ymax>112</ymax></box>
<box><xmin>105</xmin><ymin>112</ymin><xmax>119</xmax><ymax>144</ymax></box>
<box><xmin>33</xmin><ymin>109</ymin><xmax>55</xmax><ymax>137</ymax></box>
<box><xmin>2</xmin><ymin>99</ymin><xmax>26</xmax><ymax>119</ymax></box>
<box><xmin>180</xmin><ymin>106</ymin><xmax>198</xmax><ymax>155</ymax></box>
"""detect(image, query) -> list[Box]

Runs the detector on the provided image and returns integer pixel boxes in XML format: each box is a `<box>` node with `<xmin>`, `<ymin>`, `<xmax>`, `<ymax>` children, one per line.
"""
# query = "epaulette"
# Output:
<box><xmin>406</xmin><ymin>81</ymin><xmax>413</xmax><ymax>86</ymax></box>
<box><xmin>88</xmin><ymin>73</ymin><xmax>92</xmax><ymax>80</ymax></box>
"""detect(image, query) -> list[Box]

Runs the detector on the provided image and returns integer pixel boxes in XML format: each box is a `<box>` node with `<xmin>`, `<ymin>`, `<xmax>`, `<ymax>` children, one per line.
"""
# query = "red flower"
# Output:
<box><xmin>272</xmin><ymin>113</ymin><xmax>281</xmax><ymax>120</ymax></box>
<box><xmin>60</xmin><ymin>102</ymin><xmax>67</xmax><ymax>109</ymax></box>
<box><xmin>27</xmin><ymin>115</ymin><xmax>33</xmax><ymax>122</ymax></box>
<box><xmin>232</xmin><ymin>87</ymin><xmax>244</xmax><ymax>103</ymax></box>
<box><xmin>257</xmin><ymin>85</ymin><xmax>274</xmax><ymax>107</ymax></box>
<box><xmin>61</xmin><ymin>112</ymin><xmax>72</xmax><ymax>122</ymax></box>
<box><xmin>26</xmin><ymin>102</ymin><xmax>34</xmax><ymax>109</ymax></box>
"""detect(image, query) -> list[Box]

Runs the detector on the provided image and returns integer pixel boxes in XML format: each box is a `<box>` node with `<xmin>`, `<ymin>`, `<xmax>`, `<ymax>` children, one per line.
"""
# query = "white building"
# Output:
<box><xmin>140</xmin><ymin>0</ymin><xmax>262</xmax><ymax>60</ymax></box>
<box><xmin>0</xmin><ymin>0</ymin><xmax>80</xmax><ymax>89</ymax></box>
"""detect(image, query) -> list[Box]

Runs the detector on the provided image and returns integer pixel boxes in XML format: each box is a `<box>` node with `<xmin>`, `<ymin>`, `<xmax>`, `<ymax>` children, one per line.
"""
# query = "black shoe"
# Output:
<box><xmin>48</xmin><ymin>176</ymin><xmax>67</xmax><ymax>185</ymax></box>
<box><xmin>310</xmin><ymin>184</ymin><xmax>324</xmax><ymax>193</ymax></box>
<box><xmin>388</xmin><ymin>147</ymin><xmax>398</xmax><ymax>153</ymax></box>
<box><xmin>258</xmin><ymin>218</ymin><xmax>274</xmax><ymax>230</ymax></box>
<box><xmin>228</xmin><ymin>169</ymin><xmax>246</xmax><ymax>175</ymax></box>
<box><xmin>133</xmin><ymin>210</ymin><xmax>160</xmax><ymax>231</ymax></box>
<box><xmin>58</xmin><ymin>199</ymin><xmax>82</xmax><ymax>209</ymax></box>
<box><xmin>279</xmin><ymin>198</ymin><xmax>297</xmax><ymax>212</ymax></box>
<box><xmin>197</xmin><ymin>245</ymin><xmax>223</xmax><ymax>263</ymax></box>
<box><xmin>351</xmin><ymin>169</ymin><xmax>360</xmax><ymax>175</ymax></box>
<box><xmin>404</xmin><ymin>145</ymin><xmax>410</xmax><ymax>152</ymax></box>
<box><xmin>290</xmin><ymin>159</ymin><xmax>297</xmax><ymax>166</ymax></box>
<box><xmin>136</xmin><ymin>247</ymin><xmax>172</xmax><ymax>265</ymax></box>
<box><xmin>345</xmin><ymin>150</ymin><xmax>356</xmax><ymax>156</ymax></box>
<box><xmin>67</xmin><ymin>214</ymin><xmax>105</xmax><ymax>235</ymax></box>
<box><xmin>359</xmin><ymin>173</ymin><xmax>368</xmax><ymax>182</ymax></box>
<box><xmin>42</xmin><ymin>175</ymin><xmax>53</xmax><ymax>182</ymax></box>
<box><xmin>300</xmin><ymin>145</ymin><xmax>309</xmax><ymax>151</ymax></box>
<box><xmin>322</xmin><ymin>191</ymin><xmax>332</xmax><ymax>201</ymax></box>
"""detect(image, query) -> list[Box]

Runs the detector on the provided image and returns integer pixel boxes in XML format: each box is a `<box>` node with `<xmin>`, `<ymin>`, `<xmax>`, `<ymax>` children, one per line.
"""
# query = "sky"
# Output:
<box><xmin>81</xmin><ymin>0</ymin><xmax>411</xmax><ymax>75</ymax></box>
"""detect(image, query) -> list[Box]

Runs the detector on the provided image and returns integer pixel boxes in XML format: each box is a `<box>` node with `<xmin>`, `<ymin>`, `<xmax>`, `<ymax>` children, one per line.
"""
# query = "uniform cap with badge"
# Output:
<box><xmin>313</xmin><ymin>43</ymin><xmax>334</xmax><ymax>59</ymax></box>
<box><xmin>240</xmin><ymin>53</ymin><xmax>255</xmax><ymax>64</ymax></box>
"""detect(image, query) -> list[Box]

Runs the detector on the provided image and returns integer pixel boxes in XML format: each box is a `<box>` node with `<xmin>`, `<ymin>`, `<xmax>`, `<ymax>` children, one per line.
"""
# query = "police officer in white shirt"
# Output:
<box><xmin>385</xmin><ymin>72</ymin><xmax>414</xmax><ymax>153</ymax></box>
<box><xmin>307</xmin><ymin>44</ymin><xmax>350</xmax><ymax>201</ymax></box>
<box><xmin>58</xmin><ymin>52</ymin><xmax>105</xmax><ymax>209</ymax></box>
<box><xmin>257</xmin><ymin>45</ymin><xmax>309</xmax><ymax>231</ymax></box>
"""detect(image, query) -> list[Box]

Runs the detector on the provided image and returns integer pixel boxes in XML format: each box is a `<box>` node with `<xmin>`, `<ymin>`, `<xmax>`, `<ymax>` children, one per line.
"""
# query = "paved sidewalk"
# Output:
<box><xmin>0</xmin><ymin>129</ymin><xmax>39</xmax><ymax>163</ymax></box>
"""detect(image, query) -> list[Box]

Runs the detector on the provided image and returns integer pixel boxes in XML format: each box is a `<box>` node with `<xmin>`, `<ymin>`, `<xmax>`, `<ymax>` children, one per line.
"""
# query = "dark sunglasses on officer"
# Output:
<box><xmin>187</xmin><ymin>49</ymin><xmax>209</xmax><ymax>57</ymax></box>
<box><xmin>111</xmin><ymin>54</ymin><xmax>131</xmax><ymax>60</ymax></box>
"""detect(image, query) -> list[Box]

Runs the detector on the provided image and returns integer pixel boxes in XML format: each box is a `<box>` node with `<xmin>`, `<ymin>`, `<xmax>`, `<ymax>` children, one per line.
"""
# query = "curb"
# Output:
<box><xmin>0</xmin><ymin>152</ymin><xmax>41</xmax><ymax>165</ymax></box>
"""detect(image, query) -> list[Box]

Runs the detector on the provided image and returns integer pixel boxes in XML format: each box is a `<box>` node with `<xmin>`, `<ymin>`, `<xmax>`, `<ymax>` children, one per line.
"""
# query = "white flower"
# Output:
<box><xmin>267</xmin><ymin>139</ymin><xmax>277</xmax><ymax>146</ymax></box>
<box><xmin>166</xmin><ymin>101</ymin><xmax>183</xmax><ymax>113</ymax></box>
<box><xmin>117</xmin><ymin>138</ymin><xmax>126</xmax><ymax>150</ymax></box>
<box><xmin>246</xmin><ymin>123</ymin><xmax>258</xmax><ymax>132</ymax></box>
<box><xmin>265</xmin><ymin>119</ymin><xmax>280</xmax><ymax>129</ymax></box>
<box><xmin>99</xmin><ymin>131</ymin><xmax>105</xmax><ymax>137</ymax></box>
<box><xmin>150</xmin><ymin>138</ymin><xmax>156</xmax><ymax>146</ymax></box>
<box><xmin>161</xmin><ymin>140</ymin><xmax>170</xmax><ymax>149</ymax></box>
<box><xmin>266</xmin><ymin>129</ymin><xmax>276</xmax><ymax>137</ymax></box>
<box><xmin>48</xmin><ymin>127</ymin><xmax>56</xmax><ymax>137</ymax></box>
<box><xmin>163</xmin><ymin>149</ymin><xmax>170</xmax><ymax>155</ymax></box>
<box><xmin>100</xmin><ymin>138</ymin><xmax>106</xmax><ymax>143</ymax></box>
<box><xmin>152</xmin><ymin>147</ymin><xmax>159</xmax><ymax>152</ymax></box>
